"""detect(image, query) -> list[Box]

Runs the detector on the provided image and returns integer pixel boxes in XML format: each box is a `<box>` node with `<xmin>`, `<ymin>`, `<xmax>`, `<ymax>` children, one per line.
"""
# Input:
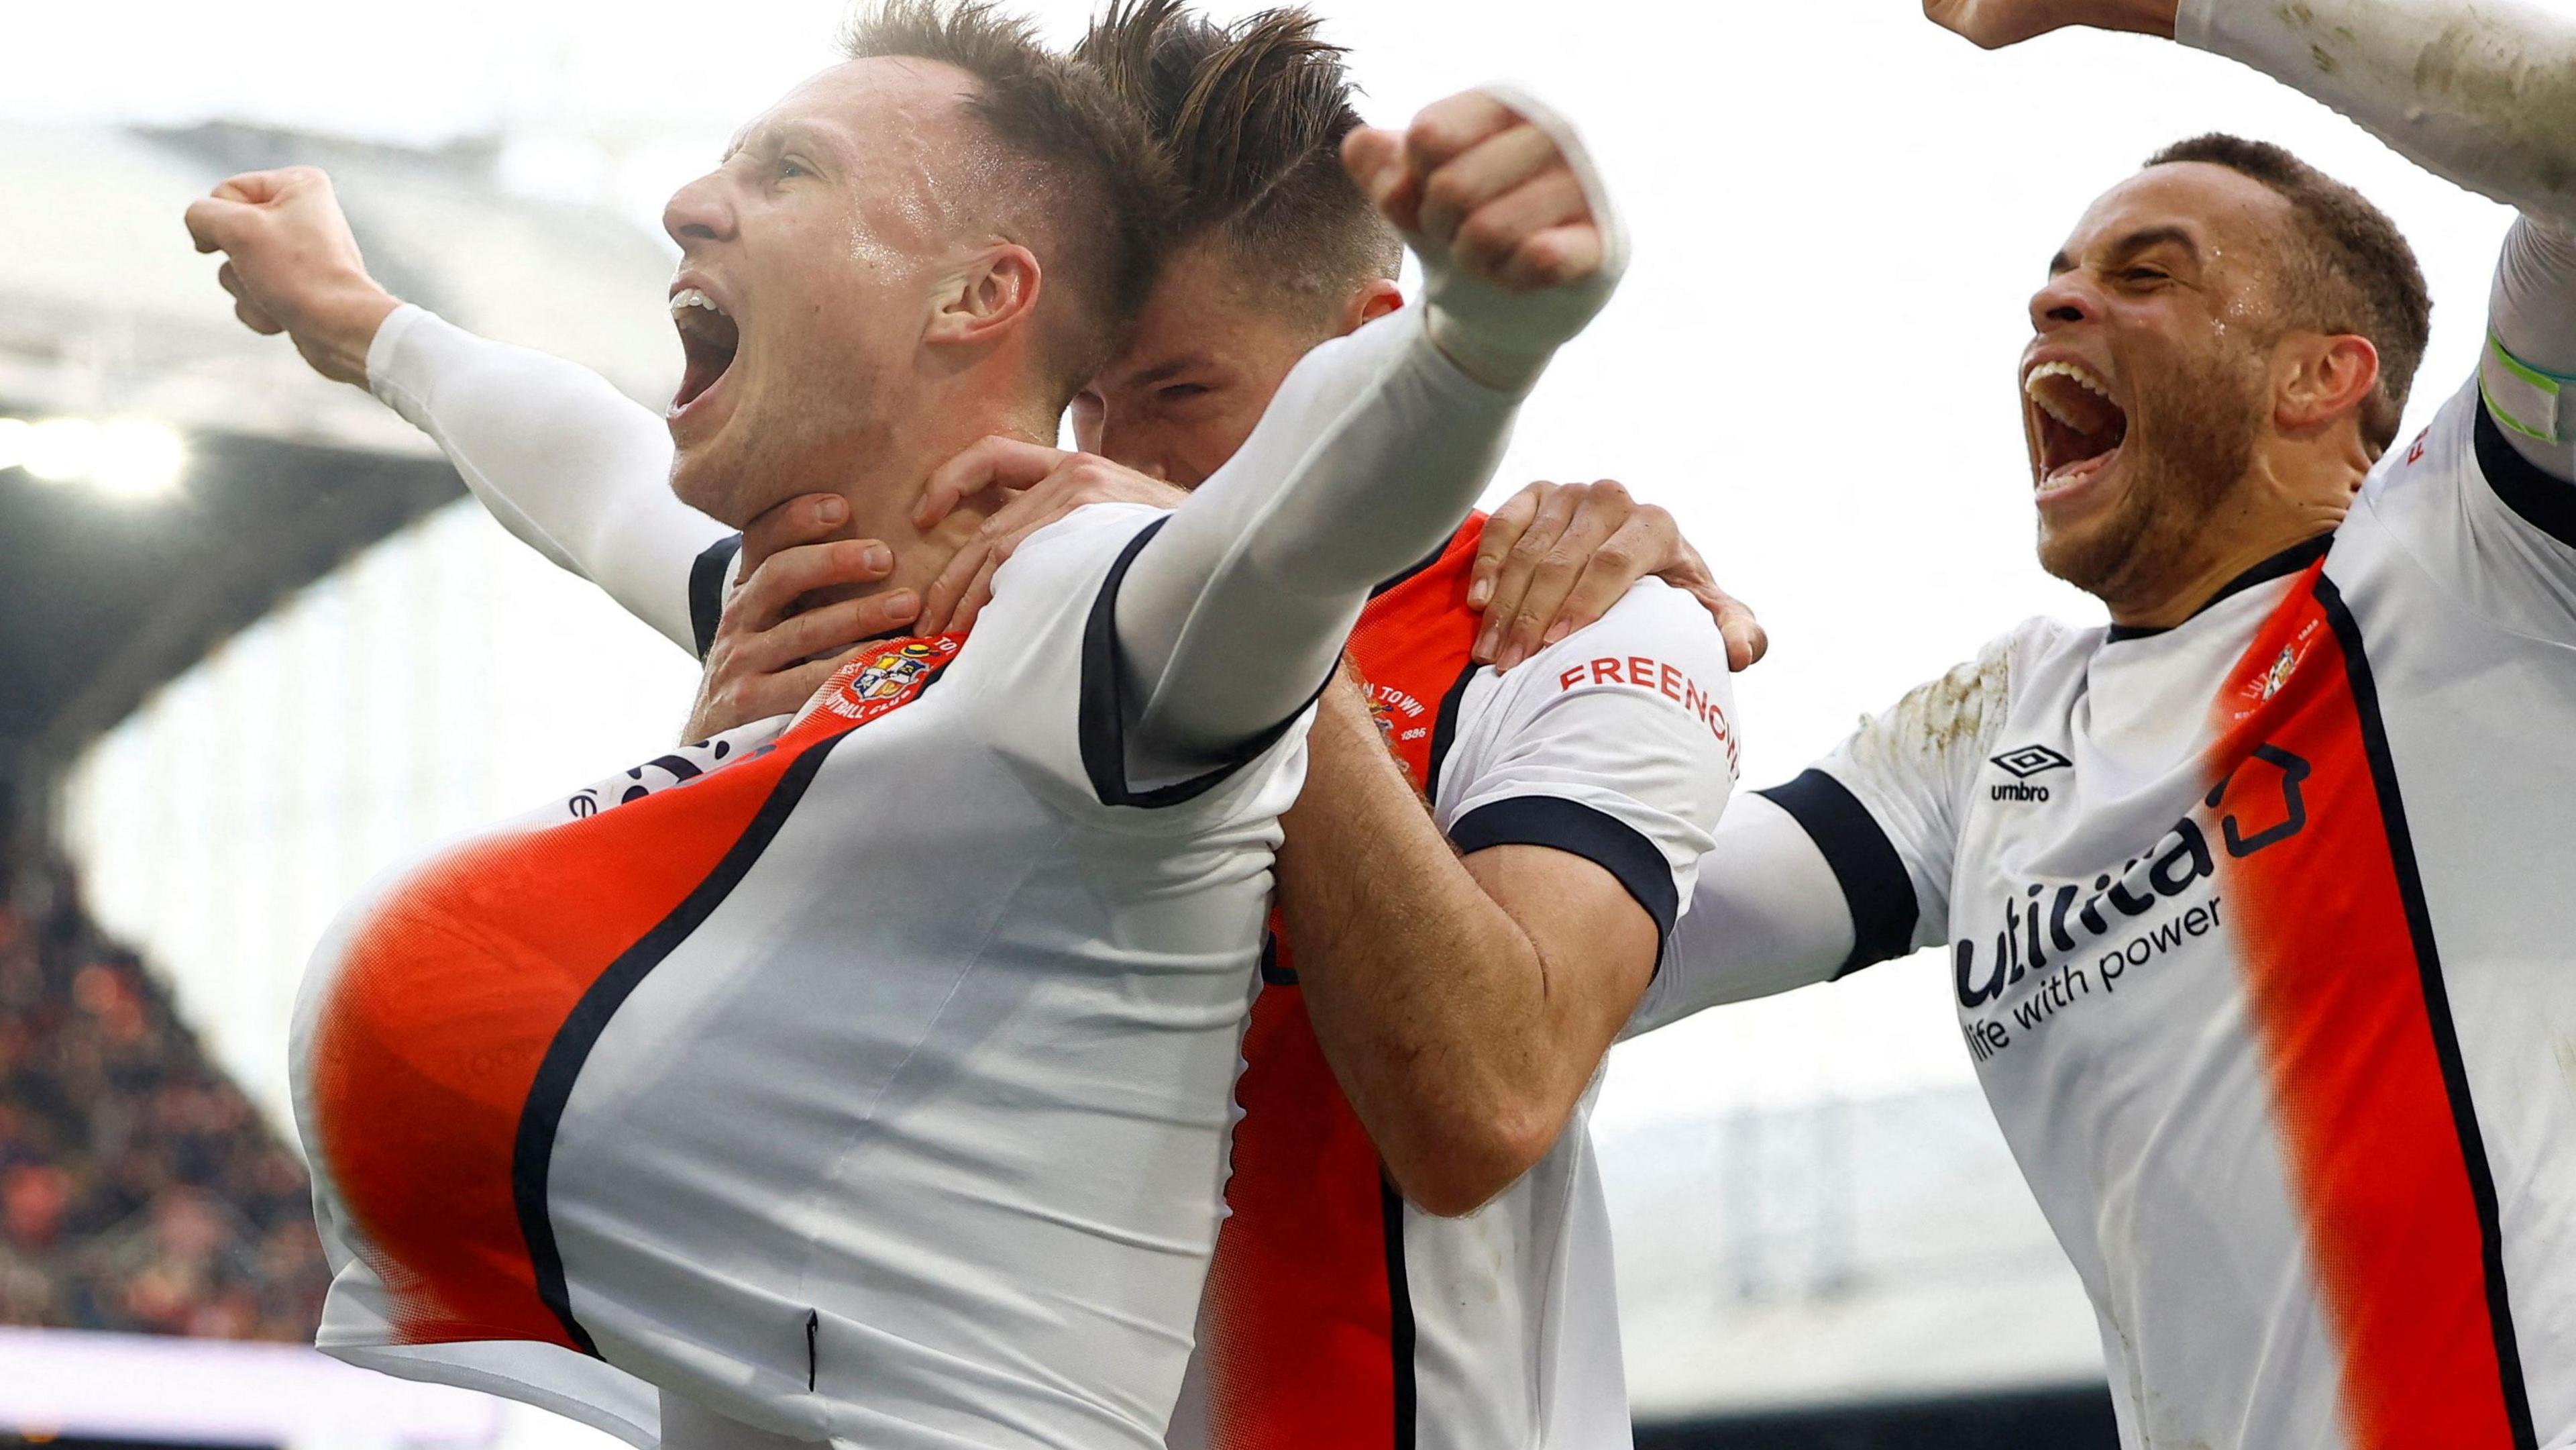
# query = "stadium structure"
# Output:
<box><xmin>0</xmin><ymin>119</ymin><xmax>2117</xmax><ymax>1449</ymax></box>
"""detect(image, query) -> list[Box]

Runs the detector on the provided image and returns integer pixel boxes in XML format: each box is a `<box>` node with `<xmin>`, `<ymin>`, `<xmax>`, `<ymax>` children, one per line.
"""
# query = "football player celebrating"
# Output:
<box><xmin>185</xmin><ymin>5</ymin><xmax>1680</xmax><ymax>1449</ymax></box>
<box><xmin>196</xmin><ymin>7</ymin><xmax>1752</xmax><ymax>1447</ymax></box>
<box><xmin>1640</xmin><ymin>1</ymin><xmax>2576</xmax><ymax>1447</ymax></box>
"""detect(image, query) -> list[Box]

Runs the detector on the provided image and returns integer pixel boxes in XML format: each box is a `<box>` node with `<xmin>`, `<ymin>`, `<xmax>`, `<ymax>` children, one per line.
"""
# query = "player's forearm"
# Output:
<box><xmin>368</xmin><ymin>305</ymin><xmax>731</xmax><ymax>654</ymax></box>
<box><xmin>2178</xmin><ymin>0</ymin><xmax>2576</xmax><ymax>231</ymax></box>
<box><xmin>1277</xmin><ymin>684</ymin><xmax>1605</xmax><ymax>1217</ymax></box>
<box><xmin>1116</xmin><ymin>309</ymin><xmax>1521</xmax><ymax>765</ymax></box>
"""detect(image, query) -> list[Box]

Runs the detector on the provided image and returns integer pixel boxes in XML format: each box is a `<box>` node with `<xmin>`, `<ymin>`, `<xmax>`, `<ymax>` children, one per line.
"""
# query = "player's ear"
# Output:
<box><xmin>927</xmin><ymin>244</ymin><xmax>1042</xmax><ymax>352</ymax></box>
<box><xmin>2273</xmin><ymin>331</ymin><xmax>2381</xmax><ymax>437</ymax></box>
<box><xmin>1338</xmin><ymin>278</ymin><xmax>1404</xmax><ymax>339</ymax></box>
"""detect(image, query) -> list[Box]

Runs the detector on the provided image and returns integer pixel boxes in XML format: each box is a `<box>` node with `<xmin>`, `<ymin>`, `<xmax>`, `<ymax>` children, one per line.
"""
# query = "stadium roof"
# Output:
<box><xmin>0</xmin><ymin>119</ymin><xmax>682</xmax><ymax>839</ymax></box>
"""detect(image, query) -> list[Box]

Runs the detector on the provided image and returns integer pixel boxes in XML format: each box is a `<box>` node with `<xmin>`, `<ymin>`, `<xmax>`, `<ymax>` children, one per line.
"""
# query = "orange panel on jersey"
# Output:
<box><xmin>1193</xmin><ymin>520</ymin><xmax>1485</xmax><ymax>1449</ymax></box>
<box><xmin>307</xmin><ymin>637</ymin><xmax>959</xmax><ymax>1353</ymax></box>
<box><xmin>1197</xmin><ymin>945</ymin><xmax>1401</xmax><ymax>1449</ymax></box>
<box><xmin>2210</xmin><ymin>572</ymin><xmax>2527</xmax><ymax>1449</ymax></box>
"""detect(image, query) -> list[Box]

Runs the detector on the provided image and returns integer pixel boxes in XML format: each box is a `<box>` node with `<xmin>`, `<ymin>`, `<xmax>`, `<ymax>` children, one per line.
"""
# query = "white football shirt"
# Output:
<box><xmin>1161</xmin><ymin>523</ymin><xmax>1738</xmax><ymax>1450</ymax></box>
<box><xmin>1640</xmin><ymin>374</ymin><xmax>2576</xmax><ymax>1449</ymax></box>
<box><xmin>292</xmin><ymin>505</ymin><xmax>1308</xmax><ymax>1449</ymax></box>
<box><xmin>1412</xmin><ymin>580</ymin><xmax>1737</xmax><ymax>1450</ymax></box>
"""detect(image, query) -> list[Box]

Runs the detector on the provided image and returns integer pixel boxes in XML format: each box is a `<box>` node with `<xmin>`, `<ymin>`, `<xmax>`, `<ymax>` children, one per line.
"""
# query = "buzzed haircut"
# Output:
<box><xmin>1078</xmin><ymin>0</ymin><xmax>1401</xmax><ymax>325</ymax></box>
<box><xmin>2147</xmin><ymin>134</ymin><xmax>2432</xmax><ymax>456</ymax></box>
<box><xmin>843</xmin><ymin>0</ymin><xmax>1175</xmax><ymax>400</ymax></box>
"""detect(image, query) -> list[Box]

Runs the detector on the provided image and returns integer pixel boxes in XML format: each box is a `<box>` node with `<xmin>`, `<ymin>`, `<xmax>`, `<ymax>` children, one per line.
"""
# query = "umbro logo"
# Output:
<box><xmin>1991</xmin><ymin>745</ymin><xmax>2073</xmax><ymax>780</ymax></box>
<box><xmin>1989</xmin><ymin>744</ymin><xmax>2071</xmax><ymax>803</ymax></box>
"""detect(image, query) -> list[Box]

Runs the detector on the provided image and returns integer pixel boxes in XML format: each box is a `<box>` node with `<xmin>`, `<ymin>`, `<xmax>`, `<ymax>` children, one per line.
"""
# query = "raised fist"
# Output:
<box><xmin>182</xmin><ymin>166</ymin><xmax>400</xmax><ymax>386</ymax></box>
<box><xmin>1342</xmin><ymin>88</ymin><xmax>1625</xmax><ymax>393</ymax></box>
<box><xmin>1923</xmin><ymin>0</ymin><xmax>2178</xmax><ymax>49</ymax></box>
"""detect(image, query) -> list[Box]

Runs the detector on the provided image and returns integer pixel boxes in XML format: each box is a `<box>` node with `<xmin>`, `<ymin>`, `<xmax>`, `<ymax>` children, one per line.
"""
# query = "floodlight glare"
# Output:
<box><xmin>89</xmin><ymin>420</ymin><xmax>189</xmax><ymax>500</ymax></box>
<box><xmin>0</xmin><ymin>417</ymin><xmax>28</xmax><ymax>472</ymax></box>
<box><xmin>22</xmin><ymin>418</ymin><xmax>100</xmax><ymax>482</ymax></box>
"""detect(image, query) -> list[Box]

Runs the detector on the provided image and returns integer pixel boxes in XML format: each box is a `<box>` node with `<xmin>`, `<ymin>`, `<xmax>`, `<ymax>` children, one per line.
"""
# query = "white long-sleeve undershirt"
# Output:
<box><xmin>368</xmin><ymin>309</ymin><xmax>731</xmax><ymax>657</ymax></box>
<box><xmin>1110</xmin><ymin>306</ymin><xmax>1519</xmax><ymax>776</ymax></box>
<box><xmin>368</xmin><ymin>307</ymin><xmax>1533</xmax><ymax>777</ymax></box>
<box><xmin>1101</xmin><ymin>86</ymin><xmax>1624</xmax><ymax>769</ymax></box>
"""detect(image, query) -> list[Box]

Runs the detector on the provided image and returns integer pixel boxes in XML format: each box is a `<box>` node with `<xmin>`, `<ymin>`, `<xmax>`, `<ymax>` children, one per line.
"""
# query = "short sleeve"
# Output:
<box><xmin>1764</xmin><ymin>626</ymin><xmax>2029</xmax><ymax>973</ymax></box>
<box><xmin>1432</xmin><ymin>580</ymin><xmax>1737</xmax><ymax>942</ymax></box>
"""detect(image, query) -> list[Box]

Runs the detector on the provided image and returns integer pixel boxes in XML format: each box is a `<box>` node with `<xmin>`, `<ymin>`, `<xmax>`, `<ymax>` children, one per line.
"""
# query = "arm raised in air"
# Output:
<box><xmin>184</xmin><ymin>166</ymin><xmax>753</xmax><ymax>655</ymax></box>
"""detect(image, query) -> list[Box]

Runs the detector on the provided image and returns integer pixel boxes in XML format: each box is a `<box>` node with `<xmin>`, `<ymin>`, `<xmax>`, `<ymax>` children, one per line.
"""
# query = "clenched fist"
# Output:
<box><xmin>1923</xmin><ymin>0</ymin><xmax>2177</xmax><ymax>49</ymax></box>
<box><xmin>1342</xmin><ymin>89</ymin><xmax>1625</xmax><ymax>393</ymax></box>
<box><xmin>182</xmin><ymin>166</ymin><xmax>400</xmax><ymax>386</ymax></box>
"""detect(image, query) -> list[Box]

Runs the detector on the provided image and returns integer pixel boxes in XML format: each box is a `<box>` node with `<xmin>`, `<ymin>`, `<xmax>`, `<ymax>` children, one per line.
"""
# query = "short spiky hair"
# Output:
<box><xmin>843</xmin><ymin>0</ymin><xmax>1174</xmax><ymax>397</ymax></box>
<box><xmin>2146</xmin><ymin>134</ymin><xmax>2432</xmax><ymax>456</ymax></box>
<box><xmin>1079</xmin><ymin>0</ymin><xmax>1399</xmax><ymax>323</ymax></box>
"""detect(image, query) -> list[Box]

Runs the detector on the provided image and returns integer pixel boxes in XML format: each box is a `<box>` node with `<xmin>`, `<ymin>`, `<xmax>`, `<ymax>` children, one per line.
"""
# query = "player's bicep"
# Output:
<box><xmin>1439</xmin><ymin>586</ymin><xmax>1740</xmax><ymax>937</ymax></box>
<box><xmin>1754</xmin><ymin>770</ymin><xmax>1931</xmax><ymax>968</ymax></box>
<box><xmin>1788</xmin><ymin>637</ymin><xmax>2027</xmax><ymax>945</ymax></box>
<box><xmin>1464</xmin><ymin>843</ymin><xmax>1660</xmax><ymax>1038</ymax></box>
<box><xmin>1625</xmin><ymin>794</ymin><xmax>1863</xmax><ymax>1038</ymax></box>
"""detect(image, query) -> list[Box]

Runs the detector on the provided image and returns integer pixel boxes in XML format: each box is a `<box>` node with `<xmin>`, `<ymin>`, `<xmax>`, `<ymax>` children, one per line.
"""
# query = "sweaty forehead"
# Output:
<box><xmin>740</xmin><ymin>57</ymin><xmax>985</xmax><ymax>159</ymax></box>
<box><xmin>2057</xmin><ymin>162</ymin><xmax>2292</xmax><ymax>271</ymax></box>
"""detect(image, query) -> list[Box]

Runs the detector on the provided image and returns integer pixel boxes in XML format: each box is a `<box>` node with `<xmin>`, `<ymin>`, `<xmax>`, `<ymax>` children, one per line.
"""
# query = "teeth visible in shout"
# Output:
<box><xmin>669</xmin><ymin>287</ymin><xmax>728</xmax><ymax>318</ymax></box>
<box><xmin>2025</xmin><ymin>360</ymin><xmax>2116</xmax><ymax>429</ymax></box>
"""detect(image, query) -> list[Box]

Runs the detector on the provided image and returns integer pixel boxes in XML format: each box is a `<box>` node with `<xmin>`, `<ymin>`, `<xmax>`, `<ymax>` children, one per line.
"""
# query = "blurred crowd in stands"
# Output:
<box><xmin>0</xmin><ymin>851</ymin><xmax>328</xmax><ymax>1340</ymax></box>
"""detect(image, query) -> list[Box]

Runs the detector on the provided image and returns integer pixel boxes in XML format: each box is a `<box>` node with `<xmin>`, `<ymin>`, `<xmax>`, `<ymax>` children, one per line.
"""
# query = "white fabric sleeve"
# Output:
<box><xmin>2176</xmin><ymin>0</ymin><xmax>2576</xmax><ymax>234</ymax></box>
<box><xmin>1104</xmin><ymin>309</ymin><xmax>1529</xmax><ymax>785</ymax></box>
<box><xmin>1431</xmin><ymin>580</ymin><xmax>1737</xmax><ymax>943</ymax></box>
<box><xmin>1108</xmin><ymin>87</ymin><xmax>1624</xmax><ymax>783</ymax></box>
<box><xmin>1623</xmin><ymin>795</ymin><xmax>1858</xmax><ymax>1037</ymax></box>
<box><xmin>1770</xmin><ymin>627</ymin><xmax>2031</xmax><ymax>963</ymax></box>
<box><xmin>2484</xmin><ymin>218</ymin><xmax>2576</xmax><ymax>484</ymax></box>
<box><xmin>366</xmin><ymin>305</ymin><xmax>739</xmax><ymax>656</ymax></box>
<box><xmin>1619</xmin><ymin>627</ymin><xmax>2034</xmax><ymax>1038</ymax></box>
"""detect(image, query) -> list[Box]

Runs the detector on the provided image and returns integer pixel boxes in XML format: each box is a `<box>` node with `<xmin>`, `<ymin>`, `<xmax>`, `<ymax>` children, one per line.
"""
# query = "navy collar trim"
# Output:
<box><xmin>2102</xmin><ymin>532</ymin><xmax>2334</xmax><ymax>643</ymax></box>
<box><xmin>2473</xmin><ymin>404</ymin><xmax>2576</xmax><ymax>552</ymax></box>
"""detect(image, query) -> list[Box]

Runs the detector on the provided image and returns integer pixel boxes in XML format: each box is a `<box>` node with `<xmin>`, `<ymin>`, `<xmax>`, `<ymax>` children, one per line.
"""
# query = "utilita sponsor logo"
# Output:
<box><xmin>1953</xmin><ymin>743</ymin><xmax>2310</xmax><ymax>1019</ymax></box>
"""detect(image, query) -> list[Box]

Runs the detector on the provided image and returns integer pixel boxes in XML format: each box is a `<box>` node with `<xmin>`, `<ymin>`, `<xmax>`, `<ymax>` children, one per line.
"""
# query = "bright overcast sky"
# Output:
<box><xmin>9</xmin><ymin>0</ymin><xmax>2542</xmax><ymax>1121</ymax></box>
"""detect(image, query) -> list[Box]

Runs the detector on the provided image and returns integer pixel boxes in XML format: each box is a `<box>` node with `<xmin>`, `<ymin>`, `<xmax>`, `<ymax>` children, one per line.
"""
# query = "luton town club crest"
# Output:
<box><xmin>820</xmin><ymin>634</ymin><xmax>965</xmax><ymax>725</ymax></box>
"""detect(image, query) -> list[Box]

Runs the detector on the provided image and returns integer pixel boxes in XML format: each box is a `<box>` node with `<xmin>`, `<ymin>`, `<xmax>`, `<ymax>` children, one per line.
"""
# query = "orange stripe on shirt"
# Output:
<box><xmin>1191</xmin><ymin>518</ymin><xmax>1487</xmax><ymax>1449</ymax></box>
<box><xmin>308</xmin><ymin>637</ymin><xmax>961</xmax><ymax>1352</ymax></box>
<box><xmin>2210</xmin><ymin>567</ymin><xmax>2528</xmax><ymax>1448</ymax></box>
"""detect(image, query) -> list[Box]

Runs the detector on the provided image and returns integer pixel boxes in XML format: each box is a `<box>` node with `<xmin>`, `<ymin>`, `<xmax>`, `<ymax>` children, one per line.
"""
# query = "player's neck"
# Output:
<box><xmin>743</xmin><ymin>390</ymin><xmax>1057</xmax><ymax>605</ymax></box>
<box><xmin>2102</xmin><ymin>450</ymin><xmax>2357</xmax><ymax>631</ymax></box>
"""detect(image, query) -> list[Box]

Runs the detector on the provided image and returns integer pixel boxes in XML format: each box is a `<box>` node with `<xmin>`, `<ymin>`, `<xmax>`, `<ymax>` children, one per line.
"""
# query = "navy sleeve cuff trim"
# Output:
<box><xmin>1449</xmin><ymin>796</ymin><xmax>1680</xmax><ymax>941</ymax></box>
<box><xmin>689</xmin><ymin>534</ymin><xmax>745</xmax><ymax>662</ymax></box>
<box><xmin>1756</xmin><ymin>769</ymin><xmax>1918</xmax><ymax>978</ymax></box>
<box><xmin>2474</xmin><ymin>404</ymin><xmax>2576</xmax><ymax>552</ymax></box>
<box><xmin>1079</xmin><ymin>517</ymin><xmax>1322</xmax><ymax>809</ymax></box>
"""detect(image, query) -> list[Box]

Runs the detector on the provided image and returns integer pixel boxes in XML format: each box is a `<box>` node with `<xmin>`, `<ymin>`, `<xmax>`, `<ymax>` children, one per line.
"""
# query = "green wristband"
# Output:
<box><xmin>2481</xmin><ymin>331</ymin><xmax>2576</xmax><ymax>445</ymax></box>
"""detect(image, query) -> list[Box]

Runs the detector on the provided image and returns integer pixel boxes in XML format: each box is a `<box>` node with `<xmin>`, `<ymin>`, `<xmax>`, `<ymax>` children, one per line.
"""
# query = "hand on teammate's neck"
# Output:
<box><xmin>736</xmin><ymin>397</ymin><xmax>1059</xmax><ymax>619</ymax></box>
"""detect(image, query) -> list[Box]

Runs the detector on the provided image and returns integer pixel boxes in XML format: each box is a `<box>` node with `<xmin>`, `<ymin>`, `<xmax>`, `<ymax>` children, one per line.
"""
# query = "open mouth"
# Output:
<box><xmin>671</xmin><ymin>287</ymin><xmax>739</xmax><ymax>414</ymax></box>
<box><xmin>2026</xmin><ymin>360</ymin><xmax>2129</xmax><ymax>495</ymax></box>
